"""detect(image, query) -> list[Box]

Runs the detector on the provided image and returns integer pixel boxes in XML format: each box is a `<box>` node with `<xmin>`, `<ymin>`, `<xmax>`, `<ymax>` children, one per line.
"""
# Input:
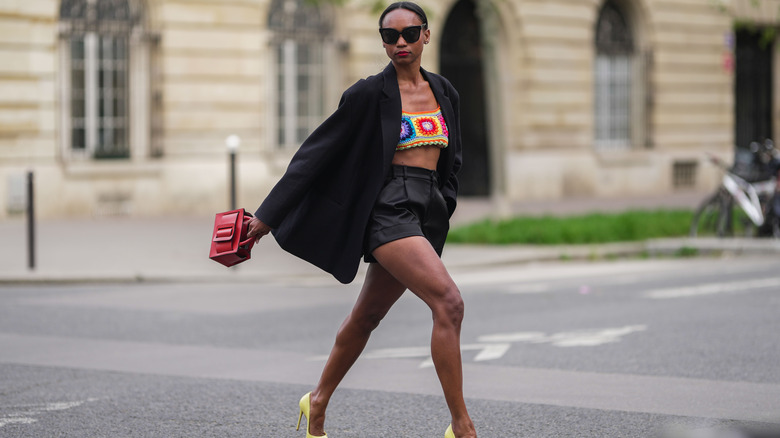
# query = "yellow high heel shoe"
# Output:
<box><xmin>297</xmin><ymin>392</ymin><xmax>327</xmax><ymax>438</ymax></box>
<box><xmin>445</xmin><ymin>424</ymin><xmax>455</xmax><ymax>438</ymax></box>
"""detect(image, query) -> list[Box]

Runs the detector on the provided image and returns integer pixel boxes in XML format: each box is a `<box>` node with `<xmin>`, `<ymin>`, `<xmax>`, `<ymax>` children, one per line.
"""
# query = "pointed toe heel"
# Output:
<box><xmin>445</xmin><ymin>424</ymin><xmax>455</xmax><ymax>438</ymax></box>
<box><xmin>297</xmin><ymin>392</ymin><xmax>328</xmax><ymax>438</ymax></box>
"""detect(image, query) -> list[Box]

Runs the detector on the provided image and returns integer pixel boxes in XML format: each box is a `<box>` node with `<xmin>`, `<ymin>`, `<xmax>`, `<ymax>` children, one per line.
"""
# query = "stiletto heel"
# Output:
<box><xmin>445</xmin><ymin>424</ymin><xmax>455</xmax><ymax>438</ymax></box>
<box><xmin>296</xmin><ymin>392</ymin><xmax>327</xmax><ymax>438</ymax></box>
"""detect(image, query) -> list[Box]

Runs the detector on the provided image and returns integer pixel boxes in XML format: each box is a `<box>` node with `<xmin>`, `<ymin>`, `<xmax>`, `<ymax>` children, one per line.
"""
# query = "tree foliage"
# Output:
<box><xmin>305</xmin><ymin>0</ymin><xmax>388</xmax><ymax>15</ymax></box>
<box><xmin>711</xmin><ymin>0</ymin><xmax>779</xmax><ymax>49</ymax></box>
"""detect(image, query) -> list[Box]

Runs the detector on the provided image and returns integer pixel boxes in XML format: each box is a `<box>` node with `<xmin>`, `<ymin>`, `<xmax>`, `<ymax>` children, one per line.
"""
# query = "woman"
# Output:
<box><xmin>247</xmin><ymin>3</ymin><xmax>477</xmax><ymax>437</ymax></box>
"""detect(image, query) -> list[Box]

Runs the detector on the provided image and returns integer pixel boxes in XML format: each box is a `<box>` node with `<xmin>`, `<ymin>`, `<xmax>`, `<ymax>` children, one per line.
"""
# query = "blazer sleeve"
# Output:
<box><xmin>441</xmin><ymin>84</ymin><xmax>461</xmax><ymax>218</ymax></box>
<box><xmin>254</xmin><ymin>88</ymin><xmax>356</xmax><ymax>228</ymax></box>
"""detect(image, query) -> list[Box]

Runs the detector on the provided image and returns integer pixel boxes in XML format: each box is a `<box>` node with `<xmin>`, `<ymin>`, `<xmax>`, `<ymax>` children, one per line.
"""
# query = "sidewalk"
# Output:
<box><xmin>1</xmin><ymin>195</ymin><xmax>778</xmax><ymax>284</ymax></box>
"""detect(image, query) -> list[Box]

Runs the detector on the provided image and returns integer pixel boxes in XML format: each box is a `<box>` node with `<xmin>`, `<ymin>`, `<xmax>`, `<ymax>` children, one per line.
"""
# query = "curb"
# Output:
<box><xmin>1</xmin><ymin>238</ymin><xmax>777</xmax><ymax>285</ymax></box>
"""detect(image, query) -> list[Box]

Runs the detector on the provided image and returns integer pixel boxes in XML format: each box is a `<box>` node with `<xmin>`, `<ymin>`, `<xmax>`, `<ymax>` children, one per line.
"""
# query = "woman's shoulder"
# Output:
<box><xmin>343</xmin><ymin>71</ymin><xmax>385</xmax><ymax>98</ymax></box>
<box><xmin>423</xmin><ymin>69</ymin><xmax>459</xmax><ymax>99</ymax></box>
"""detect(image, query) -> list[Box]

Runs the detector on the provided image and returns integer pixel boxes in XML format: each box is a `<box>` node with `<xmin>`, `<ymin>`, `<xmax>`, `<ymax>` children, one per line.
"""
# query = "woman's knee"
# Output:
<box><xmin>432</xmin><ymin>283</ymin><xmax>464</xmax><ymax>328</ymax></box>
<box><xmin>349</xmin><ymin>308</ymin><xmax>388</xmax><ymax>335</ymax></box>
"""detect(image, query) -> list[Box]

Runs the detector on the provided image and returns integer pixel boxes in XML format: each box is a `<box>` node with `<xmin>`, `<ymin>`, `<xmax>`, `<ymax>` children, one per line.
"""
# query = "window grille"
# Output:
<box><xmin>673</xmin><ymin>161</ymin><xmax>697</xmax><ymax>189</ymax></box>
<box><xmin>60</xmin><ymin>0</ymin><xmax>138</xmax><ymax>159</ymax></box>
<box><xmin>594</xmin><ymin>1</ymin><xmax>634</xmax><ymax>151</ymax></box>
<box><xmin>269</xmin><ymin>0</ymin><xmax>330</xmax><ymax>150</ymax></box>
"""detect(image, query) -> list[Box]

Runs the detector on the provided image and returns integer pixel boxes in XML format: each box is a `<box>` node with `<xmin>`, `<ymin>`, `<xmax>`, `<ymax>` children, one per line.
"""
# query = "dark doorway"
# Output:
<box><xmin>734</xmin><ymin>29</ymin><xmax>773</xmax><ymax>150</ymax></box>
<box><xmin>440</xmin><ymin>0</ymin><xmax>490</xmax><ymax>196</ymax></box>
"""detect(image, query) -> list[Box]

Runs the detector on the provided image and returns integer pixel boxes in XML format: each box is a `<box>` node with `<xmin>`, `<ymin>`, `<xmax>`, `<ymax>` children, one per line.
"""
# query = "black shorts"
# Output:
<box><xmin>363</xmin><ymin>165</ymin><xmax>450</xmax><ymax>263</ymax></box>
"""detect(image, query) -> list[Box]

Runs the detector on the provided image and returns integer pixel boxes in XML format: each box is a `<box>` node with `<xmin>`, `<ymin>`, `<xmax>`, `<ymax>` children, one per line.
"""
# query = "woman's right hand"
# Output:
<box><xmin>246</xmin><ymin>217</ymin><xmax>272</xmax><ymax>242</ymax></box>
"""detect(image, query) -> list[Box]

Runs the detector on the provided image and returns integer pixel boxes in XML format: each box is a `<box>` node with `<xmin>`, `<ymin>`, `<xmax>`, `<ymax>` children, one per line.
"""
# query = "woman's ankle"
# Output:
<box><xmin>309</xmin><ymin>390</ymin><xmax>328</xmax><ymax>417</ymax></box>
<box><xmin>452</xmin><ymin>417</ymin><xmax>476</xmax><ymax>437</ymax></box>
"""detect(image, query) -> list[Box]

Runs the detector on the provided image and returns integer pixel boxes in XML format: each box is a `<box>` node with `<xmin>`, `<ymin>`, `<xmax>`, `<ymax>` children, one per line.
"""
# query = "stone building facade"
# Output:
<box><xmin>0</xmin><ymin>0</ymin><xmax>778</xmax><ymax>219</ymax></box>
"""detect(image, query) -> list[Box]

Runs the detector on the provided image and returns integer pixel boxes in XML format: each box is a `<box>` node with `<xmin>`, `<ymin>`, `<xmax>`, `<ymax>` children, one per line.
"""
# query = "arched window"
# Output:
<box><xmin>59</xmin><ymin>0</ymin><xmax>146</xmax><ymax>160</ymax></box>
<box><xmin>594</xmin><ymin>1</ymin><xmax>634</xmax><ymax>151</ymax></box>
<box><xmin>269</xmin><ymin>0</ymin><xmax>331</xmax><ymax>150</ymax></box>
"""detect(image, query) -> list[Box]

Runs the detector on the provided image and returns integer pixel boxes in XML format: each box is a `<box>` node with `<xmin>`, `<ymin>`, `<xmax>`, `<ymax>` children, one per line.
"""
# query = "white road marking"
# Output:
<box><xmin>324</xmin><ymin>343</ymin><xmax>512</xmax><ymax>368</ymax></box>
<box><xmin>478</xmin><ymin>325</ymin><xmax>648</xmax><ymax>347</ymax></box>
<box><xmin>544</xmin><ymin>325</ymin><xmax>648</xmax><ymax>347</ymax></box>
<box><xmin>478</xmin><ymin>332</ymin><xmax>547</xmax><ymax>343</ymax></box>
<box><xmin>645</xmin><ymin>277</ymin><xmax>780</xmax><ymax>299</ymax></box>
<box><xmin>0</xmin><ymin>399</ymin><xmax>99</xmax><ymax>428</ymax></box>
<box><xmin>472</xmin><ymin>343</ymin><xmax>512</xmax><ymax>361</ymax></box>
<box><xmin>310</xmin><ymin>325</ymin><xmax>647</xmax><ymax>368</ymax></box>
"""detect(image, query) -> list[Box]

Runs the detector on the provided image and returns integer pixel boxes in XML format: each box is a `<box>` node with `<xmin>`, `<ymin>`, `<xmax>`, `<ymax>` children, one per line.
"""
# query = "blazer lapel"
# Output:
<box><xmin>422</xmin><ymin>68</ymin><xmax>456</xmax><ymax>182</ymax></box>
<box><xmin>424</xmin><ymin>67</ymin><xmax>453</xmax><ymax>123</ymax></box>
<box><xmin>380</xmin><ymin>63</ymin><xmax>401</xmax><ymax>175</ymax></box>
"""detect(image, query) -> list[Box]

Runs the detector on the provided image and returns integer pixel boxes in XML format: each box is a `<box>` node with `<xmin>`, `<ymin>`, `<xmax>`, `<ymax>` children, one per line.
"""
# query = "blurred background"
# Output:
<box><xmin>0</xmin><ymin>0</ymin><xmax>777</xmax><ymax>220</ymax></box>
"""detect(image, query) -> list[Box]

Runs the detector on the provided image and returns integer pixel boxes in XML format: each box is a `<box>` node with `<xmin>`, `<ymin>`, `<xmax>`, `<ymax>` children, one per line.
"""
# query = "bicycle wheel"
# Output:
<box><xmin>690</xmin><ymin>190</ymin><xmax>732</xmax><ymax>237</ymax></box>
<box><xmin>757</xmin><ymin>195</ymin><xmax>779</xmax><ymax>238</ymax></box>
<box><xmin>768</xmin><ymin>197</ymin><xmax>780</xmax><ymax>239</ymax></box>
<box><xmin>768</xmin><ymin>211</ymin><xmax>780</xmax><ymax>239</ymax></box>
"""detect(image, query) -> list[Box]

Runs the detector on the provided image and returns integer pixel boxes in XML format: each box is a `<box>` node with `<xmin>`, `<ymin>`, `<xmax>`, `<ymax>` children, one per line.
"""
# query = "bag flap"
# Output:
<box><xmin>212</xmin><ymin>212</ymin><xmax>239</xmax><ymax>242</ymax></box>
<box><xmin>213</xmin><ymin>226</ymin><xmax>234</xmax><ymax>242</ymax></box>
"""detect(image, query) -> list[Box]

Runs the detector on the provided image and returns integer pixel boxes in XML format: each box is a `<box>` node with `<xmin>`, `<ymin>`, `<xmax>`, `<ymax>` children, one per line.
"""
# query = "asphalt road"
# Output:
<box><xmin>1</xmin><ymin>255</ymin><xmax>779</xmax><ymax>437</ymax></box>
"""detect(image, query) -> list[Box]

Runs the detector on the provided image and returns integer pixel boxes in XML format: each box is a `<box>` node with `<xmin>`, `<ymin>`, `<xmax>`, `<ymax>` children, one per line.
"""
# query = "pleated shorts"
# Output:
<box><xmin>363</xmin><ymin>165</ymin><xmax>449</xmax><ymax>263</ymax></box>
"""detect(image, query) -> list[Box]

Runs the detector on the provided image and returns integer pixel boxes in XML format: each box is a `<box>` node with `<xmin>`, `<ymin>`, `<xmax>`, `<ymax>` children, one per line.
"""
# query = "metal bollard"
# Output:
<box><xmin>226</xmin><ymin>135</ymin><xmax>241</xmax><ymax>211</ymax></box>
<box><xmin>26</xmin><ymin>171</ymin><xmax>35</xmax><ymax>270</ymax></box>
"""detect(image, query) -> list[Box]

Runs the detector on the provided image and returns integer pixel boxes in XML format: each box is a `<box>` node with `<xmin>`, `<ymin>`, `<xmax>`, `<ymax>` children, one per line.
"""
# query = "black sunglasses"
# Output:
<box><xmin>379</xmin><ymin>24</ymin><xmax>426</xmax><ymax>45</ymax></box>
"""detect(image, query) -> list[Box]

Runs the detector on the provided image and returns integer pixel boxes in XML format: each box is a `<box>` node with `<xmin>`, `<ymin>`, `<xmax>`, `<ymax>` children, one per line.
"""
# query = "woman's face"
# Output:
<box><xmin>380</xmin><ymin>8</ymin><xmax>429</xmax><ymax>66</ymax></box>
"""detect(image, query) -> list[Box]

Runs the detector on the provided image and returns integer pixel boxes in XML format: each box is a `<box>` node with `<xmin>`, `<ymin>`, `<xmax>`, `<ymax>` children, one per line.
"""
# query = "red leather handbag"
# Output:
<box><xmin>209</xmin><ymin>208</ymin><xmax>256</xmax><ymax>267</ymax></box>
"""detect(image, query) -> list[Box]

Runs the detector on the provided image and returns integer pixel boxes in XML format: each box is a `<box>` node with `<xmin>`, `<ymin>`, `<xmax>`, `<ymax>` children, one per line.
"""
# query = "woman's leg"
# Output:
<box><xmin>307</xmin><ymin>263</ymin><xmax>407</xmax><ymax>435</ymax></box>
<box><xmin>372</xmin><ymin>236</ymin><xmax>476</xmax><ymax>438</ymax></box>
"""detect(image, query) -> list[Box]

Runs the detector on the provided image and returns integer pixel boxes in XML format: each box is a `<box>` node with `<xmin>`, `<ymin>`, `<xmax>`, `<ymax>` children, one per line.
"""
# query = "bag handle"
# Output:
<box><xmin>238</xmin><ymin>237</ymin><xmax>255</xmax><ymax>248</ymax></box>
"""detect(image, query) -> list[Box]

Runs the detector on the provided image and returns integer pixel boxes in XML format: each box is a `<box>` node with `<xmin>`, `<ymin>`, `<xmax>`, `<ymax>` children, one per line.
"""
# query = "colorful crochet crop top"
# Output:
<box><xmin>397</xmin><ymin>107</ymin><xmax>449</xmax><ymax>151</ymax></box>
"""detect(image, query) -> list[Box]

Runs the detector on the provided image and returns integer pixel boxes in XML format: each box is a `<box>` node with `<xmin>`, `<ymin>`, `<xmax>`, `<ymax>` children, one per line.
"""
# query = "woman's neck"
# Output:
<box><xmin>394</xmin><ymin>62</ymin><xmax>424</xmax><ymax>86</ymax></box>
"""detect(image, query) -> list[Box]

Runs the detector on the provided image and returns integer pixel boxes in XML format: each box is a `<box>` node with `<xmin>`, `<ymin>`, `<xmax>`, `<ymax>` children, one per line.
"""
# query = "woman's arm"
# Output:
<box><xmin>253</xmin><ymin>88</ymin><xmax>357</xmax><ymax>229</ymax></box>
<box><xmin>441</xmin><ymin>83</ymin><xmax>461</xmax><ymax>218</ymax></box>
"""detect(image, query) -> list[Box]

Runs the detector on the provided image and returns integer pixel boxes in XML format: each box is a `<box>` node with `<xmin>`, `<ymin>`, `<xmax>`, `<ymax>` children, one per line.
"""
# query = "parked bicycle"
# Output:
<box><xmin>690</xmin><ymin>139</ymin><xmax>779</xmax><ymax>238</ymax></box>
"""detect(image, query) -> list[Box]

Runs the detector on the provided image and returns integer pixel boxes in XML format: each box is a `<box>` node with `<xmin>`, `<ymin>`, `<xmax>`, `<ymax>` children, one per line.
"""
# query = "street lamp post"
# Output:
<box><xmin>226</xmin><ymin>135</ymin><xmax>241</xmax><ymax>211</ymax></box>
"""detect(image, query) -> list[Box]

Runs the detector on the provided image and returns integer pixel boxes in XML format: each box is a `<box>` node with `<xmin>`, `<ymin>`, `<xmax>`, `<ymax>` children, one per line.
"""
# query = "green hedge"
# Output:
<box><xmin>447</xmin><ymin>210</ymin><xmax>695</xmax><ymax>245</ymax></box>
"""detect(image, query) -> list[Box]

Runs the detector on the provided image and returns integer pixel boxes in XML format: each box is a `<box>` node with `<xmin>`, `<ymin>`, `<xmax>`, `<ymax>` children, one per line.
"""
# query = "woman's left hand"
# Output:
<box><xmin>246</xmin><ymin>217</ymin><xmax>272</xmax><ymax>242</ymax></box>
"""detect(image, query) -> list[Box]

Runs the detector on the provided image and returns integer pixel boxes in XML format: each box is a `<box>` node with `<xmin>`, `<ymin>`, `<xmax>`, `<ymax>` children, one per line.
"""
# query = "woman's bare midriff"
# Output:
<box><xmin>391</xmin><ymin>145</ymin><xmax>441</xmax><ymax>170</ymax></box>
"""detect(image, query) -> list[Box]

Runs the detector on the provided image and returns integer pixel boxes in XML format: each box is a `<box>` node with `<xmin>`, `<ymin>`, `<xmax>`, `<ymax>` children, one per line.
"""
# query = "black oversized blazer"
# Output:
<box><xmin>254</xmin><ymin>63</ymin><xmax>462</xmax><ymax>284</ymax></box>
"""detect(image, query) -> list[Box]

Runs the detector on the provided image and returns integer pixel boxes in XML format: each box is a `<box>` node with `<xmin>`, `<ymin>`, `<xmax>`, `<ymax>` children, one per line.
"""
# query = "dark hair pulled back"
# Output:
<box><xmin>379</xmin><ymin>2</ymin><xmax>428</xmax><ymax>28</ymax></box>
